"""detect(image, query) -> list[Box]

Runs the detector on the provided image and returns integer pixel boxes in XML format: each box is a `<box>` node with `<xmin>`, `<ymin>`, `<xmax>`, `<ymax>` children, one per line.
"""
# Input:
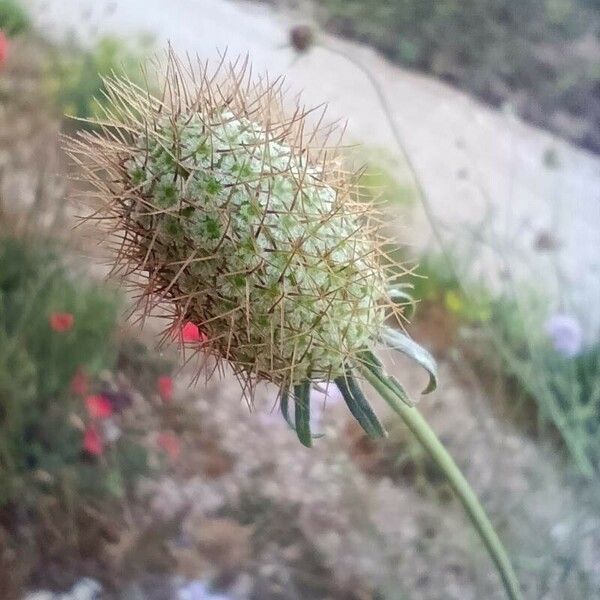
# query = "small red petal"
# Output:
<box><xmin>0</xmin><ymin>32</ymin><xmax>9</xmax><ymax>68</ymax></box>
<box><xmin>70</xmin><ymin>369</ymin><xmax>89</xmax><ymax>396</ymax></box>
<box><xmin>181</xmin><ymin>321</ymin><xmax>206</xmax><ymax>343</ymax></box>
<box><xmin>49</xmin><ymin>312</ymin><xmax>74</xmax><ymax>332</ymax></box>
<box><xmin>157</xmin><ymin>375</ymin><xmax>173</xmax><ymax>402</ymax></box>
<box><xmin>157</xmin><ymin>431</ymin><xmax>181</xmax><ymax>462</ymax></box>
<box><xmin>83</xmin><ymin>425</ymin><xmax>103</xmax><ymax>456</ymax></box>
<box><xmin>85</xmin><ymin>394</ymin><xmax>113</xmax><ymax>419</ymax></box>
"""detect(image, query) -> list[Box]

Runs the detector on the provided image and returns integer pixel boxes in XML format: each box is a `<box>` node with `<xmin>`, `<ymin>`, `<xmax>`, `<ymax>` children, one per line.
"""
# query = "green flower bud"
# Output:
<box><xmin>67</xmin><ymin>52</ymin><xmax>400</xmax><ymax>394</ymax></box>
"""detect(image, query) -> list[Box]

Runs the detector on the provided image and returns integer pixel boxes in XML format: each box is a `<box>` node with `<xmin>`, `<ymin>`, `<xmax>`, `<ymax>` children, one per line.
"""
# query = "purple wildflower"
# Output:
<box><xmin>545</xmin><ymin>313</ymin><xmax>583</xmax><ymax>358</ymax></box>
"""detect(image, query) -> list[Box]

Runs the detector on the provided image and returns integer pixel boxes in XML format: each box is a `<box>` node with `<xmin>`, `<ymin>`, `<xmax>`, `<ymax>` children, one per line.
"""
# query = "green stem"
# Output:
<box><xmin>359</xmin><ymin>364</ymin><xmax>523</xmax><ymax>600</ymax></box>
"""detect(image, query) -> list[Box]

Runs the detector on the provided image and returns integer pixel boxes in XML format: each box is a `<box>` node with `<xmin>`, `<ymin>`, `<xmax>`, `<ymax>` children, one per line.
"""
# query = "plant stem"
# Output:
<box><xmin>359</xmin><ymin>364</ymin><xmax>523</xmax><ymax>600</ymax></box>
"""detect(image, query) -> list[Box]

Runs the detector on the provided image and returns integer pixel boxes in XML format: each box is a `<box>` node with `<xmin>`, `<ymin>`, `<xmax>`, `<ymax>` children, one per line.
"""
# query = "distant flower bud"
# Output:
<box><xmin>85</xmin><ymin>394</ymin><xmax>113</xmax><ymax>419</ymax></box>
<box><xmin>49</xmin><ymin>312</ymin><xmax>74</xmax><ymax>332</ymax></box>
<box><xmin>83</xmin><ymin>425</ymin><xmax>103</xmax><ymax>456</ymax></box>
<box><xmin>158</xmin><ymin>374</ymin><xmax>174</xmax><ymax>402</ymax></box>
<box><xmin>534</xmin><ymin>230</ymin><xmax>560</xmax><ymax>252</ymax></box>
<box><xmin>289</xmin><ymin>24</ymin><xmax>315</xmax><ymax>53</ymax></box>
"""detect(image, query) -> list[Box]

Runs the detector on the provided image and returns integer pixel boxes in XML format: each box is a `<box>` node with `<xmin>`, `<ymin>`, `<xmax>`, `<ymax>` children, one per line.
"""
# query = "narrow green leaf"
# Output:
<box><xmin>359</xmin><ymin>348</ymin><xmax>383</xmax><ymax>369</ymax></box>
<box><xmin>294</xmin><ymin>380</ymin><xmax>312</xmax><ymax>447</ymax></box>
<box><xmin>380</xmin><ymin>326</ymin><xmax>438</xmax><ymax>393</ymax></box>
<box><xmin>335</xmin><ymin>369</ymin><xmax>386</xmax><ymax>438</ymax></box>
<box><xmin>386</xmin><ymin>374</ymin><xmax>412</xmax><ymax>404</ymax></box>
<box><xmin>358</xmin><ymin>349</ymin><xmax>413</xmax><ymax>406</ymax></box>
<box><xmin>279</xmin><ymin>387</ymin><xmax>295</xmax><ymax>430</ymax></box>
<box><xmin>281</xmin><ymin>385</ymin><xmax>324</xmax><ymax>440</ymax></box>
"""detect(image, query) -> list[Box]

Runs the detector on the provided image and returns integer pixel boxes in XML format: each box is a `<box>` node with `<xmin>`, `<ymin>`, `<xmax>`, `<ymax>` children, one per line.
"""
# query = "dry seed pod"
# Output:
<box><xmin>67</xmin><ymin>50</ymin><xmax>431</xmax><ymax>446</ymax></box>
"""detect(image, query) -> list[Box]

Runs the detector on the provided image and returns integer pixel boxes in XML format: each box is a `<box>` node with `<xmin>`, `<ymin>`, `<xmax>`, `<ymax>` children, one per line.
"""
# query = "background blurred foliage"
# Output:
<box><xmin>411</xmin><ymin>254</ymin><xmax>493</xmax><ymax>324</ymax></box>
<box><xmin>349</xmin><ymin>146</ymin><xmax>417</xmax><ymax>208</ymax></box>
<box><xmin>44</xmin><ymin>34</ymin><xmax>153</xmax><ymax>125</ymax></box>
<box><xmin>410</xmin><ymin>251</ymin><xmax>600</xmax><ymax>477</ymax></box>
<box><xmin>316</xmin><ymin>0</ymin><xmax>600</xmax><ymax>152</ymax></box>
<box><xmin>0</xmin><ymin>0</ymin><xmax>29</xmax><ymax>35</ymax></box>
<box><xmin>0</xmin><ymin>236</ymin><xmax>149</xmax><ymax>508</ymax></box>
<box><xmin>489</xmin><ymin>296</ymin><xmax>600</xmax><ymax>476</ymax></box>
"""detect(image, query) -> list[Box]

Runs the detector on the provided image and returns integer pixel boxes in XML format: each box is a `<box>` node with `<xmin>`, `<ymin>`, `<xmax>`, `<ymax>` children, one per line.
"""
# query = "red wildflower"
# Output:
<box><xmin>157</xmin><ymin>431</ymin><xmax>181</xmax><ymax>462</ymax></box>
<box><xmin>70</xmin><ymin>369</ymin><xmax>89</xmax><ymax>396</ymax></box>
<box><xmin>83</xmin><ymin>425</ymin><xmax>103</xmax><ymax>456</ymax></box>
<box><xmin>0</xmin><ymin>32</ymin><xmax>8</xmax><ymax>68</ymax></box>
<box><xmin>181</xmin><ymin>321</ymin><xmax>205</xmax><ymax>343</ymax></box>
<box><xmin>49</xmin><ymin>312</ymin><xmax>74</xmax><ymax>332</ymax></box>
<box><xmin>157</xmin><ymin>375</ymin><xmax>173</xmax><ymax>402</ymax></box>
<box><xmin>85</xmin><ymin>394</ymin><xmax>113</xmax><ymax>419</ymax></box>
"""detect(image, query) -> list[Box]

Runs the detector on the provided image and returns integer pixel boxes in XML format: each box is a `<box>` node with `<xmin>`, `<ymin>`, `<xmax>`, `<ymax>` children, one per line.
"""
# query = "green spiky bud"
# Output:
<box><xmin>126</xmin><ymin>109</ymin><xmax>387</xmax><ymax>384</ymax></box>
<box><xmin>67</xmin><ymin>52</ymin><xmax>401</xmax><ymax>394</ymax></box>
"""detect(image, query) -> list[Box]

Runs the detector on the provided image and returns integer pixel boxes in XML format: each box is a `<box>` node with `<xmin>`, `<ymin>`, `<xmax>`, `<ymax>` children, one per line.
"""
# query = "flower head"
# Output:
<box><xmin>83</xmin><ymin>425</ymin><xmax>103</xmax><ymax>456</ymax></box>
<box><xmin>0</xmin><ymin>31</ymin><xmax>8</xmax><ymax>68</ymax></box>
<box><xmin>545</xmin><ymin>313</ymin><xmax>583</xmax><ymax>358</ymax></box>
<box><xmin>67</xmin><ymin>51</ymin><xmax>396</xmax><ymax>388</ymax></box>
<box><xmin>85</xmin><ymin>394</ymin><xmax>113</xmax><ymax>419</ymax></box>
<box><xmin>49</xmin><ymin>312</ymin><xmax>74</xmax><ymax>332</ymax></box>
<box><xmin>67</xmin><ymin>49</ymin><xmax>414</xmax><ymax>445</ymax></box>
<box><xmin>157</xmin><ymin>374</ymin><xmax>174</xmax><ymax>402</ymax></box>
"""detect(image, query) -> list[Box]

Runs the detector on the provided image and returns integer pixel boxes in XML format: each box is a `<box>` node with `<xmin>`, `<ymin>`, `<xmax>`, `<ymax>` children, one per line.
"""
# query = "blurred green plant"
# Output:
<box><xmin>0</xmin><ymin>236</ymin><xmax>149</xmax><ymax>507</ymax></box>
<box><xmin>489</xmin><ymin>298</ymin><xmax>600</xmax><ymax>477</ymax></box>
<box><xmin>319</xmin><ymin>0</ymin><xmax>591</xmax><ymax>71</ymax></box>
<box><xmin>0</xmin><ymin>0</ymin><xmax>29</xmax><ymax>35</ymax></box>
<box><xmin>354</xmin><ymin>147</ymin><xmax>416</xmax><ymax>207</ymax></box>
<box><xmin>44</xmin><ymin>34</ymin><xmax>153</xmax><ymax>124</ymax></box>
<box><xmin>413</xmin><ymin>253</ymin><xmax>492</xmax><ymax>324</ymax></box>
<box><xmin>412</xmin><ymin>250</ymin><xmax>600</xmax><ymax>477</ymax></box>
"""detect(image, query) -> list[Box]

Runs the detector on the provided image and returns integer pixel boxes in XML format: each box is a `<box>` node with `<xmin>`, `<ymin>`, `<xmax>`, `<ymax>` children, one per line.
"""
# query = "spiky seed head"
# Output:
<box><xmin>67</xmin><ymin>50</ymin><xmax>401</xmax><ymax>393</ymax></box>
